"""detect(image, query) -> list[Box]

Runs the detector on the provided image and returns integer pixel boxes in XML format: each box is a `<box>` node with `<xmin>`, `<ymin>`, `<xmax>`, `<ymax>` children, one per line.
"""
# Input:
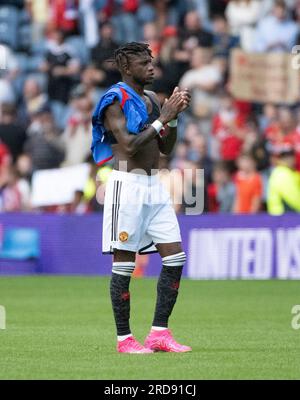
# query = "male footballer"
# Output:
<box><xmin>92</xmin><ymin>42</ymin><xmax>191</xmax><ymax>353</ymax></box>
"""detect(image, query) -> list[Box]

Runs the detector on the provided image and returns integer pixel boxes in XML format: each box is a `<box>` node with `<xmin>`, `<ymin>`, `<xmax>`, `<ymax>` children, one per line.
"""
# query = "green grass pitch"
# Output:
<box><xmin>0</xmin><ymin>276</ymin><xmax>299</xmax><ymax>380</ymax></box>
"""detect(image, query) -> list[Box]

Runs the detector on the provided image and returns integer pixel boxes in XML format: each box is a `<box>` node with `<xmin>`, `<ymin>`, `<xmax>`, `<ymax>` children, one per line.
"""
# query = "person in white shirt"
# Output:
<box><xmin>254</xmin><ymin>0</ymin><xmax>298</xmax><ymax>53</ymax></box>
<box><xmin>225</xmin><ymin>0</ymin><xmax>262</xmax><ymax>51</ymax></box>
<box><xmin>179</xmin><ymin>47</ymin><xmax>222</xmax><ymax>135</ymax></box>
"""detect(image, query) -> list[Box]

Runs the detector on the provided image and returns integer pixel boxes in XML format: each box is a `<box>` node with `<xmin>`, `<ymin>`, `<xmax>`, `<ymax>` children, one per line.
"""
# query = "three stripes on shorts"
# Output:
<box><xmin>111</xmin><ymin>180</ymin><xmax>122</xmax><ymax>242</ymax></box>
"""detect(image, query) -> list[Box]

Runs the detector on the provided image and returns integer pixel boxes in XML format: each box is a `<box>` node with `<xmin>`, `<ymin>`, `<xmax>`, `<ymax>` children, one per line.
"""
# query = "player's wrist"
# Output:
<box><xmin>151</xmin><ymin>119</ymin><xmax>164</xmax><ymax>136</ymax></box>
<box><xmin>157</xmin><ymin>117</ymin><xmax>167</xmax><ymax>126</ymax></box>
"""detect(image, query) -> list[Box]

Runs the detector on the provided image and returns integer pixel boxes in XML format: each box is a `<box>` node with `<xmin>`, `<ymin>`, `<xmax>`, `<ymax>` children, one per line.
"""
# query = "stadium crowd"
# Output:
<box><xmin>1</xmin><ymin>0</ymin><xmax>300</xmax><ymax>214</ymax></box>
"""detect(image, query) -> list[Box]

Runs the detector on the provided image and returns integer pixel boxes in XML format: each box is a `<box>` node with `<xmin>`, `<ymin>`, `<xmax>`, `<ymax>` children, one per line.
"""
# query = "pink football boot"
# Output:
<box><xmin>117</xmin><ymin>336</ymin><xmax>153</xmax><ymax>354</ymax></box>
<box><xmin>144</xmin><ymin>329</ymin><xmax>192</xmax><ymax>353</ymax></box>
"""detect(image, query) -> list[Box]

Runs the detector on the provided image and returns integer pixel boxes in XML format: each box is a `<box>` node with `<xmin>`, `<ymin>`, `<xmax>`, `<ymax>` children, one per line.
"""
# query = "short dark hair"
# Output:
<box><xmin>1</xmin><ymin>103</ymin><xmax>16</xmax><ymax>116</ymax></box>
<box><xmin>213</xmin><ymin>161</ymin><xmax>231</xmax><ymax>173</ymax></box>
<box><xmin>274</xmin><ymin>0</ymin><xmax>286</xmax><ymax>9</ymax></box>
<box><xmin>114</xmin><ymin>42</ymin><xmax>153</xmax><ymax>71</ymax></box>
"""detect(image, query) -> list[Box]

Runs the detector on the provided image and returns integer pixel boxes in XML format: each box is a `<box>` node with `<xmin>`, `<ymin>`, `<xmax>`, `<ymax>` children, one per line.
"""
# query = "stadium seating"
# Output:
<box><xmin>0</xmin><ymin>228</ymin><xmax>40</xmax><ymax>260</ymax></box>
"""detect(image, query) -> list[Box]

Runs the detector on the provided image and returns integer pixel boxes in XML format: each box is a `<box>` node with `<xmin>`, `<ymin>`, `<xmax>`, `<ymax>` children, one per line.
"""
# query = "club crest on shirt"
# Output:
<box><xmin>119</xmin><ymin>231</ymin><xmax>129</xmax><ymax>242</ymax></box>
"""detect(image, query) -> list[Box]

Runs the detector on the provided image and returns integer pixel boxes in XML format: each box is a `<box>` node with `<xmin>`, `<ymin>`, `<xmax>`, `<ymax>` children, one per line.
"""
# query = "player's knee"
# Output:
<box><xmin>162</xmin><ymin>251</ymin><xmax>186</xmax><ymax>267</ymax></box>
<box><xmin>112</xmin><ymin>262</ymin><xmax>135</xmax><ymax>276</ymax></box>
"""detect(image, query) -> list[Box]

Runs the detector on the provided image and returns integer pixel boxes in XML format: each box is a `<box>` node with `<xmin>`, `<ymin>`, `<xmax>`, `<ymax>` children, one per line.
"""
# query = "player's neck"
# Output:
<box><xmin>122</xmin><ymin>78</ymin><xmax>144</xmax><ymax>96</ymax></box>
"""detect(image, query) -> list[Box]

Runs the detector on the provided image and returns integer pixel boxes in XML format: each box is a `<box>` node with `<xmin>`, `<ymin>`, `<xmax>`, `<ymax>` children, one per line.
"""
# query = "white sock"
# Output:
<box><xmin>151</xmin><ymin>326</ymin><xmax>168</xmax><ymax>331</ymax></box>
<box><xmin>117</xmin><ymin>334</ymin><xmax>133</xmax><ymax>342</ymax></box>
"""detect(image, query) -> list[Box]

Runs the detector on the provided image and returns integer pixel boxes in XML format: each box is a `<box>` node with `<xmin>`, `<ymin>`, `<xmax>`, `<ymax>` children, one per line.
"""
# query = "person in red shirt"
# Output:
<box><xmin>212</xmin><ymin>92</ymin><xmax>247</xmax><ymax>163</ymax></box>
<box><xmin>233</xmin><ymin>152</ymin><xmax>263</xmax><ymax>214</ymax></box>
<box><xmin>0</xmin><ymin>167</ymin><xmax>22</xmax><ymax>212</ymax></box>
<box><xmin>48</xmin><ymin>0</ymin><xmax>79</xmax><ymax>35</ymax></box>
<box><xmin>0</xmin><ymin>140</ymin><xmax>11</xmax><ymax>188</ymax></box>
<box><xmin>0</xmin><ymin>140</ymin><xmax>10</xmax><ymax>168</ymax></box>
<box><xmin>265</xmin><ymin>107</ymin><xmax>297</xmax><ymax>164</ymax></box>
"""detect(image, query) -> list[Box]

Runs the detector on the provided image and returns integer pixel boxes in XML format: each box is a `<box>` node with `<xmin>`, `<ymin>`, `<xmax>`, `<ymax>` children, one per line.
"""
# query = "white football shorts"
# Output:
<box><xmin>102</xmin><ymin>169</ymin><xmax>182</xmax><ymax>254</ymax></box>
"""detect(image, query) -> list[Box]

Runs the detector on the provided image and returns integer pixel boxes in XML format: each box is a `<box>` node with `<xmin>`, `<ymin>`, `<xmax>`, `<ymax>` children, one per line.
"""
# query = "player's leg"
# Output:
<box><xmin>143</xmin><ymin>178</ymin><xmax>192</xmax><ymax>352</ymax></box>
<box><xmin>152</xmin><ymin>242</ymin><xmax>185</xmax><ymax>327</ymax></box>
<box><xmin>144</xmin><ymin>241</ymin><xmax>191</xmax><ymax>352</ymax></box>
<box><xmin>104</xmin><ymin>170</ymin><xmax>154</xmax><ymax>353</ymax></box>
<box><xmin>111</xmin><ymin>249</ymin><xmax>135</xmax><ymax>339</ymax></box>
<box><xmin>111</xmin><ymin>249</ymin><xmax>153</xmax><ymax>353</ymax></box>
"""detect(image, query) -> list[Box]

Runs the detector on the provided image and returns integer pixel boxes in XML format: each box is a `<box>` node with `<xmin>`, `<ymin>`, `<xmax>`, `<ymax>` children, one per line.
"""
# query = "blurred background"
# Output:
<box><xmin>0</xmin><ymin>0</ymin><xmax>300</xmax><ymax>278</ymax></box>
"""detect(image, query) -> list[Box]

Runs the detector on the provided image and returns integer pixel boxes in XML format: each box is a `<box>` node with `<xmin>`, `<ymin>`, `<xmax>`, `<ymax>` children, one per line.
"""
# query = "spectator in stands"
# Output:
<box><xmin>170</xmin><ymin>139</ymin><xmax>189</xmax><ymax>171</ymax></box>
<box><xmin>208</xmin><ymin>0</ymin><xmax>228</xmax><ymax>17</ymax></box>
<box><xmin>267</xmin><ymin>146</ymin><xmax>300</xmax><ymax>214</ymax></box>
<box><xmin>212</xmin><ymin>14</ymin><xmax>240</xmax><ymax>58</ymax></box>
<box><xmin>24</xmin><ymin>105</ymin><xmax>65</xmax><ymax>170</ymax></box>
<box><xmin>179</xmin><ymin>47</ymin><xmax>222</xmax><ymax>136</ymax></box>
<box><xmin>18</xmin><ymin>77</ymin><xmax>49</xmax><ymax>127</ymax></box>
<box><xmin>254</xmin><ymin>0</ymin><xmax>298</xmax><ymax>53</ymax></box>
<box><xmin>241</xmin><ymin>118</ymin><xmax>261</xmax><ymax>157</ymax></box>
<box><xmin>107</xmin><ymin>0</ymin><xmax>140</xmax><ymax>44</ymax></box>
<box><xmin>156</xmin><ymin>26</ymin><xmax>188</xmax><ymax>93</ymax></box>
<box><xmin>69</xmin><ymin>190</ymin><xmax>89</xmax><ymax>214</ymax></box>
<box><xmin>48</xmin><ymin>0</ymin><xmax>79</xmax><ymax>36</ymax></box>
<box><xmin>187</xmin><ymin>133</ymin><xmax>213</xmax><ymax>184</ymax></box>
<box><xmin>90</xmin><ymin>21</ymin><xmax>121</xmax><ymax>90</ymax></box>
<box><xmin>0</xmin><ymin>166</ymin><xmax>22</xmax><ymax>212</ymax></box>
<box><xmin>0</xmin><ymin>139</ymin><xmax>11</xmax><ymax>188</ymax></box>
<box><xmin>0</xmin><ymin>44</ymin><xmax>19</xmax><ymax>105</ymax></box>
<box><xmin>16</xmin><ymin>153</ymin><xmax>33</xmax><ymax>183</ymax></box>
<box><xmin>61</xmin><ymin>95</ymin><xmax>93</xmax><ymax>166</ymax></box>
<box><xmin>80</xmin><ymin>66</ymin><xmax>104</xmax><ymax>106</ymax></box>
<box><xmin>79</xmin><ymin>0</ymin><xmax>99</xmax><ymax>49</ymax></box>
<box><xmin>83</xmin><ymin>163</ymin><xmax>113</xmax><ymax>213</ymax></box>
<box><xmin>15</xmin><ymin>153</ymin><xmax>33</xmax><ymax>209</ymax></box>
<box><xmin>225</xmin><ymin>0</ymin><xmax>261</xmax><ymax>51</ymax></box>
<box><xmin>250</xmin><ymin>134</ymin><xmax>271</xmax><ymax>173</ymax></box>
<box><xmin>0</xmin><ymin>77</ymin><xmax>16</xmax><ymax>106</ymax></box>
<box><xmin>0</xmin><ymin>1</ymin><xmax>24</xmax><ymax>9</ymax></box>
<box><xmin>179</xmin><ymin>10</ymin><xmax>214</xmax><ymax>50</ymax></box>
<box><xmin>16</xmin><ymin>169</ymin><xmax>31</xmax><ymax>210</ymax></box>
<box><xmin>212</xmin><ymin>92</ymin><xmax>246</xmax><ymax>167</ymax></box>
<box><xmin>264</xmin><ymin>107</ymin><xmax>297</xmax><ymax>160</ymax></box>
<box><xmin>0</xmin><ymin>103</ymin><xmax>27</xmax><ymax>162</ymax></box>
<box><xmin>26</xmin><ymin>0</ymin><xmax>49</xmax><ymax>43</ymax></box>
<box><xmin>208</xmin><ymin>161</ymin><xmax>236</xmax><ymax>212</ymax></box>
<box><xmin>142</xmin><ymin>22</ymin><xmax>161</xmax><ymax>58</ymax></box>
<box><xmin>258</xmin><ymin>103</ymin><xmax>278</xmax><ymax>132</ymax></box>
<box><xmin>41</xmin><ymin>28</ymin><xmax>81</xmax><ymax>104</ymax></box>
<box><xmin>148</xmin><ymin>0</ymin><xmax>183</xmax><ymax>35</ymax></box>
<box><xmin>233</xmin><ymin>152</ymin><xmax>263</xmax><ymax>213</ymax></box>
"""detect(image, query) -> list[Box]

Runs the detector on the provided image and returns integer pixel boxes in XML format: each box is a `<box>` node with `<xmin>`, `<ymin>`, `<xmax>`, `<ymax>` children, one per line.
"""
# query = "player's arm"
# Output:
<box><xmin>104</xmin><ymin>93</ymin><xmax>184</xmax><ymax>157</ymax></box>
<box><xmin>154</xmin><ymin>87</ymin><xmax>191</xmax><ymax>155</ymax></box>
